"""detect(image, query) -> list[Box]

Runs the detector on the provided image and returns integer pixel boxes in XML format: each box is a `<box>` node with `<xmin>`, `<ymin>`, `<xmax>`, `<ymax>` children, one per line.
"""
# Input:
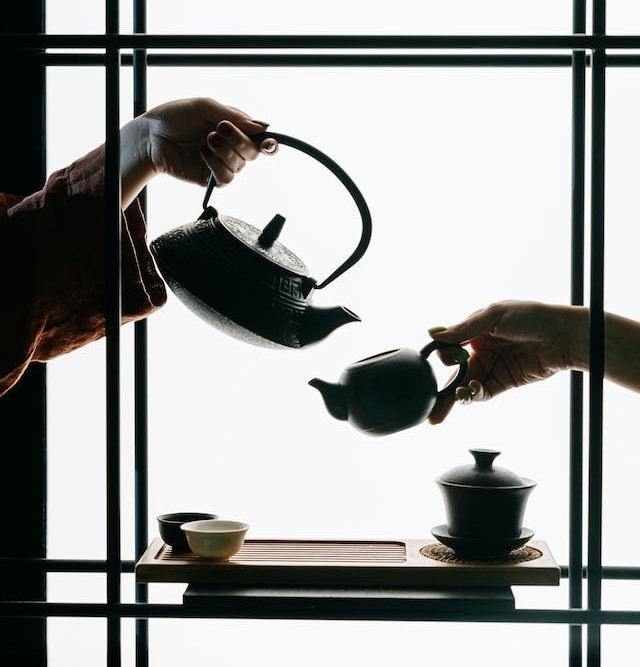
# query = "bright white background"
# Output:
<box><xmin>43</xmin><ymin>1</ymin><xmax>640</xmax><ymax>664</ymax></box>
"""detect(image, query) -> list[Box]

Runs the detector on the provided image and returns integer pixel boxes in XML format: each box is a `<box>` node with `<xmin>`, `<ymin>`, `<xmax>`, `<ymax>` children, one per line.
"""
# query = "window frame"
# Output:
<box><xmin>2</xmin><ymin>1</ymin><xmax>640</xmax><ymax>666</ymax></box>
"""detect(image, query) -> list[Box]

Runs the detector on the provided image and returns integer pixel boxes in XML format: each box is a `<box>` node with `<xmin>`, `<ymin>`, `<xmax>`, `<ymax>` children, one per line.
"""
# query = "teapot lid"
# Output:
<box><xmin>437</xmin><ymin>449</ymin><xmax>530</xmax><ymax>488</ymax></box>
<box><xmin>218</xmin><ymin>211</ymin><xmax>309</xmax><ymax>276</ymax></box>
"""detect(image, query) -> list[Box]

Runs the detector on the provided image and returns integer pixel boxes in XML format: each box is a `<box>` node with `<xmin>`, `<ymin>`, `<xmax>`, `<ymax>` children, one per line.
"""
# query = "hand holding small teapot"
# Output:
<box><xmin>309</xmin><ymin>340</ymin><xmax>468</xmax><ymax>436</ymax></box>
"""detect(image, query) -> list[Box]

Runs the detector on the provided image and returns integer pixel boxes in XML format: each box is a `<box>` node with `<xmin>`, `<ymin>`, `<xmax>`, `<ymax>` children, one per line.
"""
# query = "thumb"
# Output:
<box><xmin>427</xmin><ymin>392</ymin><xmax>456</xmax><ymax>425</ymax></box>
<box><xmin>427</xmin><ymin>325</ymin><xmax>467</xmax><ymax>345</ymax></box>
<box><xmin>428</xmin><ymin>306</ymin><xmax>503</xmax><ymax>346</ymax></box>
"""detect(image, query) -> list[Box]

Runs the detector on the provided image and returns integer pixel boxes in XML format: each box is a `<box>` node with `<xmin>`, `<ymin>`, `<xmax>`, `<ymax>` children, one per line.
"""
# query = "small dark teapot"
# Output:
<box><xmin>150</xmin><ymin>132</ymin><xmax>372</xmax><ymax>349</ymax></box>
<box><xmin>308</xmin><ymin>341</ymin><xmax>467</xmax><ymax>436</ymax></box>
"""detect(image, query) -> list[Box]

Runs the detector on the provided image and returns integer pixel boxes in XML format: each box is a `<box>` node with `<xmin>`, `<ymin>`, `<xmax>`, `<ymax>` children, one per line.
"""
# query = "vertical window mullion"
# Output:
<box><xmin>569</xmin><ymin>49</ymin><xmax>586</xmax><ymax>667</ymax></box>
<box><xmin>133</xmin><ymin>2</ymin><xmax>150</xmax><ymax>667</ymax></box>
<box><xmin>587</xmin><ymin>0</ymin><xmax>607</xmax><ymax>660</ymax></box>
<box><xmin>569</xmin><ymin>5</ymin><xmax>587</xmax><ymax>667</ymax></box>
<box><xmin>105</xmin><ymin>1</ymin><xmax>122</xmax><ymax>666</ymax></box>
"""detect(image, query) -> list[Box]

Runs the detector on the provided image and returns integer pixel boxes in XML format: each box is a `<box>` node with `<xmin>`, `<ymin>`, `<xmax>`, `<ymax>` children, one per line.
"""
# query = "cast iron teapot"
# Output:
<box><xmin>309</xmin><ymin>340</ymin><xmax>468</xmax><ymax>436</ymax></box>
<box><xmin>150</xmin><ymin>131</ymin><xmax>372</xmax><ymax>349</ymax></box>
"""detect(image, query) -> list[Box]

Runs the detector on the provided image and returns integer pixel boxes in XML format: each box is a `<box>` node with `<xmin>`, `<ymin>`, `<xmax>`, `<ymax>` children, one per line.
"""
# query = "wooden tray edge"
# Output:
<box><xmin>135</xmin><ymin>538</ymin><xmax>560</xmax><ymax>587</ymax></box>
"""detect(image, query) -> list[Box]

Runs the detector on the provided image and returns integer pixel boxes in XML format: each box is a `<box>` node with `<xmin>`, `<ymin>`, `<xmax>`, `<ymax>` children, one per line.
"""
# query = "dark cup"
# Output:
<box><xmin>157</xmin><ymin>512</ymin><xmax>218</xmax><ymax>551</ymax></box>
<box><xmin>437</xmin><ymin>483</ymin><xmax>535</xmax><ymax>539</ymax></box>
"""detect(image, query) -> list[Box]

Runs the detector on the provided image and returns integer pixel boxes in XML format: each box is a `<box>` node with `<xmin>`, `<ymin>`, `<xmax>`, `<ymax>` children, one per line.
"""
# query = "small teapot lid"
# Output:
<box><xmin>437</xmin><ymin>449</ymin><xmax>530</xmax><ymax>488</ymax></box>
<box><xmin>217</xmin><ymin>212</ymin><xmax>309</xmax><ymax>276</ymax></box>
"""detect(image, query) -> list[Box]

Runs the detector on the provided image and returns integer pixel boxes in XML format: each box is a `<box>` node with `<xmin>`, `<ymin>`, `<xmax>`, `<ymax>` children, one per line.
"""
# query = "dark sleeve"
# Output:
<box><xmin>0</xmin><ymin>144</ymin><xmax>167</xmax><ymax>398</ymax></box>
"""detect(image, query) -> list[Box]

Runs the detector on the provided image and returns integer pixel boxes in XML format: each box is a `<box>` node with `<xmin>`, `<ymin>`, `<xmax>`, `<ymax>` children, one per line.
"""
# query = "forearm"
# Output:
<box><xmin>601</xmin><ymin>311</ymin><xmax>640</xmax><ymax>391</ymax></box>
<box><xmin>562</xmin><ymin>305</ymin><xmax>640</xmax><ymax>391</ymax></box>
<box><xmin>119</xmin><ymin>116</ymin><xmax>154</xmax><ymax>209</ymax></box>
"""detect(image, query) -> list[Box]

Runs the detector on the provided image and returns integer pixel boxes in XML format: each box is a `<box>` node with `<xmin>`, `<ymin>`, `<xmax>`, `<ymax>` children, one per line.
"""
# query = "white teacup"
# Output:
<box><xmin>181</xmin><ymin>519</ymin><xmax>249</xmax><ymax>560</ymax></box>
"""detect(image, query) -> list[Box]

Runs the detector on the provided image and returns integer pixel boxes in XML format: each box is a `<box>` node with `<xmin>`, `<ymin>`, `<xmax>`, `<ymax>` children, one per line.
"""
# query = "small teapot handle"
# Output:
<box><xmin>203</xmin><ymin>131</ymin><xmax>372</xmax><ymax>290</ymax></box>
<box><xmin>419</xmin><ymin>340</ymin><xmax>468</xmax><ymax>400</ymax></box>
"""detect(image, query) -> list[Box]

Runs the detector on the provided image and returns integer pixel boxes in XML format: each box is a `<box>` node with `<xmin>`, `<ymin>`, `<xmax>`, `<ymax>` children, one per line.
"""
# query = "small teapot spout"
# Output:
<box><xmin>308</xmin><ymin>378</ymin><xmax>349</xmax><ymax>421</ymax></box>
<box><xmin>301</xmin><ymin>305</ymin><xmax>361</xmax><ymax>347</ymax></box>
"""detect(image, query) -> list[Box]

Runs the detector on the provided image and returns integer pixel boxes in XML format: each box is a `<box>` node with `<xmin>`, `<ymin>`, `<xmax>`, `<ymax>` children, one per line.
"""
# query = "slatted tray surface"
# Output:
<box><xmin>136</xmin><ymin>538</ymin><xmax>560</xmax><ymax>587</ymax></box>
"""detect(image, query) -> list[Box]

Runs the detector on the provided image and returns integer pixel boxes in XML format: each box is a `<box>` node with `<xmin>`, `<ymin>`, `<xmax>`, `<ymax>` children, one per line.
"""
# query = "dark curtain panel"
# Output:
<box><xmin>0</xmin><ymin>0</ymin><xmax>47</xmax><ymax>664</ymax></box>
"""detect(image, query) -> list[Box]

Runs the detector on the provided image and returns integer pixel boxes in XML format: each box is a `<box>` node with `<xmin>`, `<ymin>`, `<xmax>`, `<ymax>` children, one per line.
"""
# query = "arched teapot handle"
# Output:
<box><xmin>419</xmin><ymin>340</ymin><xmax>469</xmax><ymax>400</ymax></box>
<box><xmin>202</xmin><ymin>131</ymin><xmax>372</xmax><ymax>290</ymax></box>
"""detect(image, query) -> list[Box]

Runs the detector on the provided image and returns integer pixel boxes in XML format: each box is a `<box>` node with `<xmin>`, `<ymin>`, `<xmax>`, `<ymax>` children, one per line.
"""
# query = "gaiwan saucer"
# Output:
<box><xmin>431</xmin><ymin>524</ymin><xmax>534</xmax><ymax>559</ymax></box>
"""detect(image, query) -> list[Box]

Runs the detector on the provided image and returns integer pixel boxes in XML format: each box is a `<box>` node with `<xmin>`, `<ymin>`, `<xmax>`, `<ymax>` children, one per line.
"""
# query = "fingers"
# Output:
<box><xmin>427</xmin><ymin>379</ymin><xmax>487</xmax><ymax>425</ymax></box>
<box><xmin>435</xmin><ymin>345</ymin><xmax>469</xmax><ymax>367</ymax></box>
<box><xmin>196</xmin><ymin>98</ymin><xmax>271</xmax><ymax>136</ymax></box>
<box><xmin>427</xmin><ymin>305</ymin><xmax>506</xmax><ymax>371</ymax></box>
<box><xmin>202</xmin><ymin>120</ymin><xmax>278</xmax><ymax>186</ymax></box>
<box><xmin>218</xmin><ymin>104</ymin><xmax>273</xmax><ymax>138</ymax></box>
<box><xmin>454</xmin><ymin>379</ymin><xmax>485</xmax><ymax>404</ymax></box>
<box><xmin>428</xmin><ymin>344</ymin><xmax>493</xmax><ymax>427</ymax></box>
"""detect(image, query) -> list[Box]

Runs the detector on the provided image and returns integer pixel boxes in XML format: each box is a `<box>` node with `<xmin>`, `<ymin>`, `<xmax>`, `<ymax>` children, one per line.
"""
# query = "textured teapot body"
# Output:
<box><xmin>309</xmin><ymin>342</ymin><xmax>467</xmax><ymax>436</ymax></box>
<box><xmin>150</xmin><ymin>212</ymin><xmax>358</xmax><ymax>349</ymax></box>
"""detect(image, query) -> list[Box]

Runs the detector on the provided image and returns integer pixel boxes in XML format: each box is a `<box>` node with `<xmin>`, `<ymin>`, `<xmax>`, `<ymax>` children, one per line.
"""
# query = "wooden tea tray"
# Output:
<box><xmin>136</xmin><ymin>538</ymin><xmax>560</xmax><ymax>588</ymax></box>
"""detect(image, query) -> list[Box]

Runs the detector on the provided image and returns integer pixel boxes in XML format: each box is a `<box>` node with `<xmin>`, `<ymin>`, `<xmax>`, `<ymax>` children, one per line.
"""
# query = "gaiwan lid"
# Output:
<box><xmin>437</xmin><ymin>449</ymin><xmax>534</xmax><ymax>488</ymax></box>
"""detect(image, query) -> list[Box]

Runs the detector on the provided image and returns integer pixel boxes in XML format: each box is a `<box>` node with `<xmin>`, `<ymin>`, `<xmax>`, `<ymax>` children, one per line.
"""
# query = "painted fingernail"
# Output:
<box><xmin>218</xmin><ymin>122</ymin><xmax>233</xmax><ymax>135</ymax></box>
<box><xmin>468</xmin><ymin>384</ymin><xmax>478</xmax><ymax>396</ymax></box>
<box><xmin>428</xmin><ymin>326</ymin><xmax>448</xmax><ymax>336</ymax></box>
<box><xmin>454</xmin><ymin>349</ymin><xmax>469</xmax><ymax>364</ymax></box>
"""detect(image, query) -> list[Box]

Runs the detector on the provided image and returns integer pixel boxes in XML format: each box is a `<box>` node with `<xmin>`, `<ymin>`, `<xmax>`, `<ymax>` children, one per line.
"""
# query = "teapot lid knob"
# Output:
<box><xmin>470</xmin><ymin>448</ymin><xmax>501</xmax><ymax>470</ymax></box>
<box><xmin>258</xmin><ymin>214</ymin><xmax>286</xmax><ymax>250</ymax></box>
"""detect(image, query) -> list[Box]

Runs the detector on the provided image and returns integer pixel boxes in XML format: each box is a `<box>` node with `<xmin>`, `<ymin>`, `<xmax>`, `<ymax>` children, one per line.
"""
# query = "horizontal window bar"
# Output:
<box><xmin>43</xmin><ymin>53</ymin><xmax>573</xmax><ymax>67</ymax></box>
<box><xmin>1</xmin><ymin>601</ymin><xmax>640</xmax><ymax>624</ymax></box>
<box><xmin>4</xmin><ymin>34</ymin><xmax>640</xmax><ymax>50</ymax></box>
<box><xmin>36</xmin><ymin>53</ymin><xmax>640</xmax><ymax>68</ymax></box>
<box><xmin>4</xmin><ymin>559</ymin><xmax>640</xmax><ymax>580</ymax></box>
<box><xmin>0</xmin><ymin>558</ymin><xmax>135</xmax><ymax>573</ymax></box>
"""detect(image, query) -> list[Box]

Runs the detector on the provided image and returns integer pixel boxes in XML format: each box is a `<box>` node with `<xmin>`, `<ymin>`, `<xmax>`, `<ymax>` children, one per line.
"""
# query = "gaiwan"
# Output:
<box><xmin>432</xmin><ymin>449</ymin><xmax>537</xmax><ymax>558</ymax></box>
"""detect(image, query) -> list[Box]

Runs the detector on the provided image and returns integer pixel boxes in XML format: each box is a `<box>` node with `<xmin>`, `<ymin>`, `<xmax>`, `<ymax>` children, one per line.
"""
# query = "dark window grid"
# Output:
<box><xmin>24</xmin><ymin>52</ymin><xmax>640</xmax><ymax>67</ymax></box>
<box><xmin>1</xmin><ymin>3</ymin><xmax>637</xmax><ymax>667</ymax></box>
<box><xmin>3</xmin><ymin>34</ymin><xmax>640</xmax><ymax>48</ymax></box>
<box><xmin>0</xmin><ymin>49</ymin><xmax>613</xmax><ymax>662</ymax></box>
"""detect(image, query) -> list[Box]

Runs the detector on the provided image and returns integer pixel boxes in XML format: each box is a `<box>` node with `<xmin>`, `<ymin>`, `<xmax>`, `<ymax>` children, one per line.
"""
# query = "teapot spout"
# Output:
<box><xmin>301</xmin><ymin>305</ymin><xmax>361</xmax><ymax>347</ymax></box>
<box><xmin>308</xmin><ymin>378</ymin><xmax>349</xmax><ymax>421</ymax></box>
